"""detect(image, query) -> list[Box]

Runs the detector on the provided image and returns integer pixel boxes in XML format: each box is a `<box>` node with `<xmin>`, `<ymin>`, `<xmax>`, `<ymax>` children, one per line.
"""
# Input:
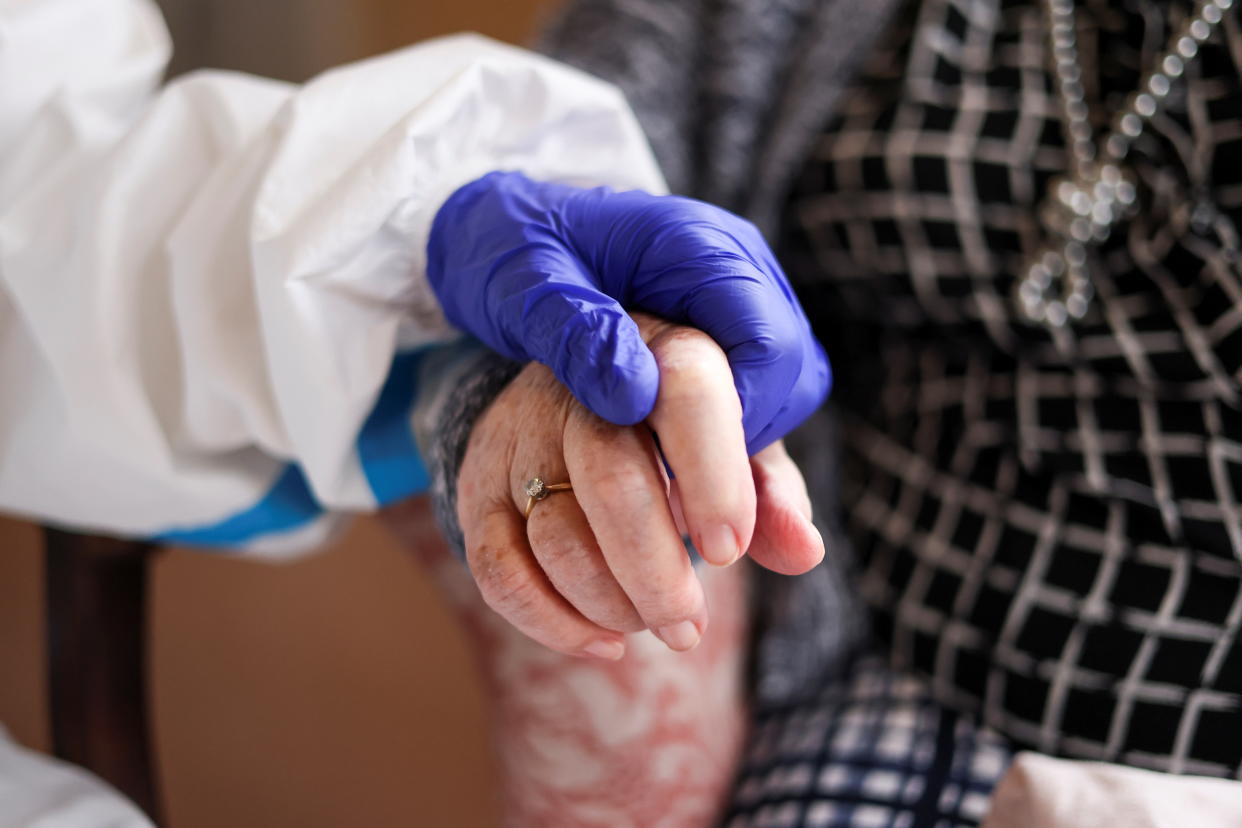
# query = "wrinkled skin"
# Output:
<box><xmin>382</xmin><ymin>496</ymin><xmax>752</xmax><ymax>827</ymax></box>
<box><xmin>380</xmin><ymin>313</ymin><xmax>826</xmax><ymax>824</ymax></box>
<box><xmin>455</xmin><ymin>313</ymin><xmax>825</xmax><ymax>658</ymax></box>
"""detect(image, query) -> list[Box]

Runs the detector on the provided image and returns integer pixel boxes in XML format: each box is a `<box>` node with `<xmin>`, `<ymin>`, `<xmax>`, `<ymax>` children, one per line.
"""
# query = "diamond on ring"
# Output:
<box><xmin>522</xmin><ymin>477</ymin><xmax>573</xmax><ymax>519</ymax></box>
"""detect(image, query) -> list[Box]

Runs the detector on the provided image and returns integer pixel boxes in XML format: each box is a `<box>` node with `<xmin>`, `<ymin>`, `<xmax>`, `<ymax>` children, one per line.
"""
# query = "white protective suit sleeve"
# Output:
<box><xmin>0</xmin><ymin>0</ymin><xmax>666</xmax><ymax>555</ymax></box>
<box><xmin>0</xmin><ymin>725</ymin><xmax>153</xmax><ymax>828</ymax></box>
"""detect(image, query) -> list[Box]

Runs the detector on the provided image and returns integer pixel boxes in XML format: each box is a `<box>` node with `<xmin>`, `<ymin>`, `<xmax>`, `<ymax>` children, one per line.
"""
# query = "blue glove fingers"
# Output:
<box><xmin>472</xmin><ymin>225</ymin><xmax>661</xmax><ymax>425</ymax></box>
<box><xmin>429</xmin><ymin>174</ymin><xmax>659</xmax><ymax>425</ymax></box>
<box><xmin>744</xmin><ymin>329</ymin><xmax>832</xmax><ymax>455</ymax></box>
<box><xmin>725</xmin><ymin>322</ymin><xmax>806</xmax><ymax>446</ymax></box>
<box><xmin>429</xmin><ymin>172</ymin><xmax>591</xmax><ymax>356</ymax></box>
<box><xmin>633</xmin><ymin>260</ymin><xmax>809</xmax><ymax>449</ymax></box>
<box><xmin>431</xmin><ymin>171</ymin><xmax>828</xmax><ymax>448</ymax></box>
<box><xmin>575</xmin><ymin>196</ymin><xmax>820</xmax><ymax>449</ymax></box>
<box><xmin>510</xmin><ymin>277</ymin><xmax>660</xmax><ymax>425</ymax></box>
<box><xmin>427</xmin><ymin>173</ymin><xmax>526</xmax><ymax>356</ymax></box>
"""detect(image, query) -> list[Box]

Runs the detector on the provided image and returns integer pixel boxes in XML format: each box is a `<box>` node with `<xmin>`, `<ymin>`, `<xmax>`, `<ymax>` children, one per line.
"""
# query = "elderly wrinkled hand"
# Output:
<box><xmin>456</xmin><ymin>313</ymin><xmax>825</xmax><ymax>659</ymax></box>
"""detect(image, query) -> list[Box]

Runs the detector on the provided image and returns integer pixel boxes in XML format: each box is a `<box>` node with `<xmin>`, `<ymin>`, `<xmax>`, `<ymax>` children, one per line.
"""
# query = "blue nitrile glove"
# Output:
<box><xmin>427</xmin><ymin>171</ymin><xmax>831</xmax><ymax>455</ymax></box>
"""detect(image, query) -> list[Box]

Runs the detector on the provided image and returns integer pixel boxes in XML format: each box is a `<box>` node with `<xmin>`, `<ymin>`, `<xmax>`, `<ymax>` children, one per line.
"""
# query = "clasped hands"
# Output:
<box><xmin>458</xmin><ymin>313</ymin><xmax>826</xmax><ymax>659</ymax></box>
<box><xmin>429</xmin><ymin>172</ymin><xmax>833</xmax><ymax>659</ymax></box>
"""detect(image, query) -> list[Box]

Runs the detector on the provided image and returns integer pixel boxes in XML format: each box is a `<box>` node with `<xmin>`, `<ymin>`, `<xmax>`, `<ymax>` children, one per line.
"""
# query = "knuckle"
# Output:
<box><xmin>651</xmin><ymin>328</ymin><xmax>726</xmax><ymax>387</ymax></box>
<box><xmin>652</xmin><ymin>323</ymin><xmax>716</xmax><ymax>354</ymax></box>
<box><xmin>567</xmin><ymin>406</ymin><xmax>628</xmax><ymax>447</ymax></box>
<box><xmin>459</xmin><ymin>427</ymin><xmax>520</xmax><ymax>503</ymax></box>
<box><xmin>591</xmin><ymin>465</ymin><xmax>660</xmax><ymax>510</ymax></box>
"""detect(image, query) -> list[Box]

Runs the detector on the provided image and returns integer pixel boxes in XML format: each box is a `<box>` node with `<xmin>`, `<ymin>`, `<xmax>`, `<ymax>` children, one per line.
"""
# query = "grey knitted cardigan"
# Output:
<box><xmin>428</xmin><ymin>0</ymin><xmax>905</xmax><ymax>706</ymax></box>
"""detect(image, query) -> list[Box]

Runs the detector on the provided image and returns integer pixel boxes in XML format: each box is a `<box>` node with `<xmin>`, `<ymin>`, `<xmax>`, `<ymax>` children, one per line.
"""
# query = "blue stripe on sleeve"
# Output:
<box><xmin>154</xmin><ymin>463</ymin><xmax>322</xmax><ymax>547</ymax></box>
<box><xmin>356</xmin><ymin>348</ymin><xmax>431</xmax><ymax>505</ymax></box>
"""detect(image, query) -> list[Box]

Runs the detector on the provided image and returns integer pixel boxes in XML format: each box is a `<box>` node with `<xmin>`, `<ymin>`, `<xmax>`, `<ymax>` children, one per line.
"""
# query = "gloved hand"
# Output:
<box><xmin>427</xmin><ymin>171</ymin><xmax>830</xmax><ymax>454</ymax></box>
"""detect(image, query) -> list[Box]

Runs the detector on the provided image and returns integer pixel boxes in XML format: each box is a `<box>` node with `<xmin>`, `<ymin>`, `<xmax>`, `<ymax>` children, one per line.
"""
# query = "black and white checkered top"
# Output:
<box><xmin>785</xmin><ymin>0</ymin><xmax>1242</xmax><ymax>777</ymax></box>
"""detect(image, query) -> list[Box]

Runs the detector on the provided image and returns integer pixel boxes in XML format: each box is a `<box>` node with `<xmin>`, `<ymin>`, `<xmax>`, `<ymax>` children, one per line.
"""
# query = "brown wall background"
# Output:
<box><xmin>0</xmin><ymin>1</ymin><xmax>560</xmax><ymax>825</ymax></box>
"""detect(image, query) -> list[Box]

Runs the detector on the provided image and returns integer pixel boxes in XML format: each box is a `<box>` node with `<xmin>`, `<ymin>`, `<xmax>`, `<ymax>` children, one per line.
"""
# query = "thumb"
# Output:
<box><xmin>510</xmin><ymin>280</ymin><xmax>659</xmax><ymax>427</ymax></box>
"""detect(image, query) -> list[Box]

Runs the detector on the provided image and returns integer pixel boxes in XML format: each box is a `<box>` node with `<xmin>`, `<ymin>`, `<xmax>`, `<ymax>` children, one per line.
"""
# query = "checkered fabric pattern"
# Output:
<box><xmin>785</xmin><ymin>0</ymin><xmax>1242</xmax><ymax>778</ymax></box>
<box><xmin>726</xmin><ymin>656</ymin><xmax>1013</xmax><ymax>827</ymax></box>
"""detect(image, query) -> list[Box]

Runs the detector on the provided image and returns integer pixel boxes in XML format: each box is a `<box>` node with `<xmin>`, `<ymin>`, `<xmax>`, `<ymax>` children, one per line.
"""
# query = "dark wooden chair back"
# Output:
<box><xmin>44</xmin><ymin>528</ymin><xmax>162</xmax><ymax>821</ymax></box>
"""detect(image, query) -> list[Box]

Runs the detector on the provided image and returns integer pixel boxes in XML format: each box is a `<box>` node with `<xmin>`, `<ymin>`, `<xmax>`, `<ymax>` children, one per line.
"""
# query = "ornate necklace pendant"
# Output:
<box><xmin>1014</xmin><ymin>0</ymin><xmax>1232</xmax><ymax>329</ymax></box>
<box><xmin>1016</xmin><ymin>164</ymin><xmax>1139</xmax><ymax>327</ymax></box>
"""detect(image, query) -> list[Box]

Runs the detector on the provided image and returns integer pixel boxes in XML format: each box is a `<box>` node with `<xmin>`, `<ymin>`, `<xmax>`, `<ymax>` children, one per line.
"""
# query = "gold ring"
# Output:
<box><xmin>523</xmin><ymin>476</ymin><xmax>573</xmax><ymax>519</ymax></box>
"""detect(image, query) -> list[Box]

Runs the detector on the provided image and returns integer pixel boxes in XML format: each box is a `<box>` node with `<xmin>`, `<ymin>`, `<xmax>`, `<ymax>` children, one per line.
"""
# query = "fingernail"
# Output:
<box><xmin>700</xmin><ymin>525</ymin><xmax>740</xmax><ymax>566</ymax></box>
<box><xmin>655</xmin><ymin>620</ymin><xmax>701</xmax><ymax>651</ymax></box>
<box><xmin>582</xmin><ymin>639</ymin><xmax>626</xmax><ymax>660</ymax></box>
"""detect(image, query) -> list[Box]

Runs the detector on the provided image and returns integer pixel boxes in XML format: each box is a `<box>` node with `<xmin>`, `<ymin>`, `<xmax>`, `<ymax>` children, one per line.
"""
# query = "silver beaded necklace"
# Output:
<box><xmin>1015</xmin><ymin>0</ymin><xmax>1236</xmax><ymax>328</ymax></box>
